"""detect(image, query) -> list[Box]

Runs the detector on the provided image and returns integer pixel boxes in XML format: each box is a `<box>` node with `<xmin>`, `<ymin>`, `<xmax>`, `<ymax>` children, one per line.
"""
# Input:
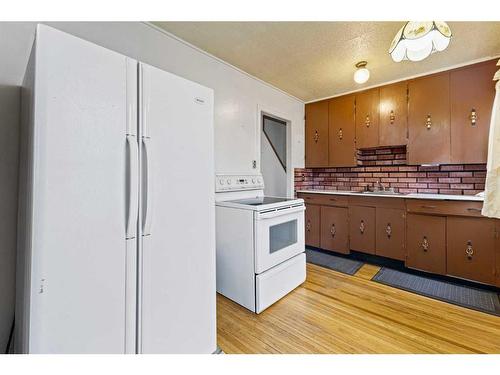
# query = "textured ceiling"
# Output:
<box><xmin>152</xmin><ymin>22</ymin><xmax>500</xmax><ymax>102</ymax></box>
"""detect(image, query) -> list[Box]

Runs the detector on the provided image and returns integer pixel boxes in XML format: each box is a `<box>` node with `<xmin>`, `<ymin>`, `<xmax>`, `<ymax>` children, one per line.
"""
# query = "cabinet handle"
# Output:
<box><xmin>365</xmin><ymin>115</ymin><xmax>370</xmax><ymax>128</ymax></box>
<box><xmin>329</xmin><ymin>198</ymin><xmax>337</xmax><ymax>201</ymax></box>
<box><xmin>338</xmin><ymin>128</ymin><xmax>343</xmax><ymax>140</ymax></box>
<box><xmin>359</xmin><ymin>220</ymin><xmax>365</xmax><ymax>234</ymax></box>
<box><xmin>314</xmin><ymin>130</ymin><xmax>319</xmax><ymax>143</ymax></box>
<box><xmin>389</xmin><ymin>110</ymin><xmax>395</xmax><ymax>124</ymax></box>
<box><xmin>425</xmin><ymin>114</ymin><xmax>432</xmax><ymax>130</ymax></box>
<box><xmin>466</xmin><ymin>240</ymin><xmax>474</xmax><ymax>259</ymax></box>
<box><xmin>386</xmin><ymin>223</ymin><xmax>392</xmax><ymax>238</ymax></box>
<box><xmin>466</xmin><ymin>207</ymin><xmax>481</xmax><ymax>212</ymax></box>
<box><xmin>331</xmin><ymin>224</ymin><xmax>336</xmax><ymax>237</ymax></box>
<box><xmin>421</xmin><ymin>205</ymin><xmax>437</xmax><ymax>209</ymax></box>
<box><xmin>421</xmin><ymin>236</ymin><xmax>429</xmax><ymax>252</ymax></box>
<box><xmin>306</xmin><ymin>220</ymin><xmax>311</xmax><ymax>232</ymax></box>
<box><xmin>470</xmin><ymin>108</ymin><xmax>477</xmax><ymax>127</ymax></box>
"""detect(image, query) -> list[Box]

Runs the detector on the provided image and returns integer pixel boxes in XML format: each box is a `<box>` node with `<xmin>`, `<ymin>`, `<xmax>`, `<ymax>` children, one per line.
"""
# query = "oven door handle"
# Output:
<box><xmin>256</xmin><ymin>205</ymin><xmax>305</xmax><ymax>220</ymax></box>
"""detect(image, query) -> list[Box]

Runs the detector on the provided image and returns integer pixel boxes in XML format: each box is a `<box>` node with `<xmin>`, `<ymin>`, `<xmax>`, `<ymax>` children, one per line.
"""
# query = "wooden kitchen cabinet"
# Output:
<box><xmin>376</xmin><ymin>208</ymin><xmax>406</xmax><ymax>261</ymax></box>
<box><xmin>379</xmin><ymin>81</ymin><xmax>408</xmax><ymax>147</ymax></box>
<box><xmin>329</xmin><ymin>95</ymin><xmax>356</xmax><ymax>167</ymax></box>
<box><xmin>447</xmin><ymin>217</ymin><xmax>496</xmax><ymax>285</ymax></box>
<box><xmin>406</xmin><ymin>214</ymin><xmax>446</xmax><ymax>274</ymax></box>
<box><xmin>305</xmin><ymin>204</ymin><xmax>321</xmax><ymax>247</ymax></box>
<box><xmin>305</xmin><ymin>100</ymin><xmax>329</xmax><ymax>167</ymax></box>
<box><xmin>496</xmin><ymin>220</ymin><xmax>500</xmax><ymax>288</ymax></box>
<box><xmin>355</xmin><ymin>88</ymin><xmax>380</xmax><ymax>149</ymax></box>
<box><xmin>450</xmin><ymin>60</ymin><xmax>498</xmax><ymax>164</ymax></box>
<box><xmin>320</xmin><ymin>206</ymin><xmax>349</xmax><ymax>254</ymax></box>
<box><xmin>408</xmin><ymin>73</ymin><xmax>451</xmax><ymax>165</ymax></box>
<box><xmin>349</xmin><ymin>206</ymin><xmax>375</xmax><ymax>254</ymax></box>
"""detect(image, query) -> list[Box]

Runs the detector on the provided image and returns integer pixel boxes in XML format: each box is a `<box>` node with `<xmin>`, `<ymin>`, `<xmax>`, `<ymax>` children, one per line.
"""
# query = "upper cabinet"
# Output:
<box><xmin>329</xmin><ymin>95</ymin><xmax>356</xmax><ymax>167</ymax></box>
<box><xmin>379</xmin><ymin>81</ymin><xmax>408</xmax><ymax>147</ymax></box>
<box><xmin>305</xmin><ymin>100</ymin><xmax>329</xmax><ymax>167</ymax></box>
<box><xmin>355</xmin><ymin>88</ymin><xmax>380</xmax><ymax>149</ymax></box>
<box><xmin>450</xmin><ymin>60</ymin><xmax>498</xmax><ymax>164</ymax></box>
<box><xmin>408</xmin><ymin>73</ymin><xmax>451</xmax><ymax>165</ymax></box>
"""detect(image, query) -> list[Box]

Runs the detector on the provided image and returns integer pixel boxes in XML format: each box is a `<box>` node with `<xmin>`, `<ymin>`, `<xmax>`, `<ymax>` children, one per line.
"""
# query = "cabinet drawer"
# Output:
<box><xmin>298</xmin><ymin>193</ymin><xmax>348</xmax><ymax>207</ymax></box>
<box><xmin>376</xmin><ymin>208</ymin><xmax>406</xmax><ymax>261</ymax></box>
<box><xmin>349</xmin><ymin>206</ymin><xmax>376</xmax><ymax>254</ymax></box>
<box><xmin>348</xmin><ymin>195</ymin><xmax>405</xmax><ymax>209</ymax></box>
<box><xmin>320</xmin><ymin>206</ymin><xmax>349</xmax><ymax>254</ymax></box>
<box><xmin>406</xmin><ymin>199</ymin><xmax>484</xmax><ymax>217</ymax></box>
<box><xmin>305</xmin><ymin>204</ymin><xmax>321</xmax><ymax>248</ymax></box>
<box><xmin>406</xmin><ymin>214</ymin><xmax>446</xmax><ymax>274</ymax></box>
<box><xmin>446</xmin><ymin>217</ymin><xmax>496</xmax><ymax>285</ymax></box>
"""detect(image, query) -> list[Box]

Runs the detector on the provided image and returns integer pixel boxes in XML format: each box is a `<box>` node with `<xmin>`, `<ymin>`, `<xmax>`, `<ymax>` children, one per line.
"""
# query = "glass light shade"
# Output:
<box><xmin>389</xmin><ymin>21</ymin><xmax>452</xmax><ymax>62</ymax></box>
<box><xmin>354</xmin><ymin>67</ymin><xmax>370</xmax><ymax>84</ymax></box>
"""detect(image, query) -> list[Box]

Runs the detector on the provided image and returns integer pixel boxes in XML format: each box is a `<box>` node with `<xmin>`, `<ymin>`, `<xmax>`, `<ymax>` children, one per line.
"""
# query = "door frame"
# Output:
<box><xmin>257</xmin><ymin>104</ymin><xmax>293</xmax><ymax>197</ymax></box>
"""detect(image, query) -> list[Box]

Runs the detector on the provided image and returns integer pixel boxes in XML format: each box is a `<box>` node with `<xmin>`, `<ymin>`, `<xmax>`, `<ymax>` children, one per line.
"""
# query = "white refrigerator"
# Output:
<box><xmin>15</xmin><ymin>24</ymin><xmax>216</xmax><ymax>354</ymax></box>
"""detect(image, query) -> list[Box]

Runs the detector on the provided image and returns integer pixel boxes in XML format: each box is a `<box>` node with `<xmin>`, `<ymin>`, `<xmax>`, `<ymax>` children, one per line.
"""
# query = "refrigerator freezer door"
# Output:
<box><xmin>138</xmin><ymin>63</ymin><xmax>216</xmax><ymax>353</ymax></box>
<box><xmin>28</xmin><ymin>25</ymin><xmax>137</xmax><ymax>353</ymax></box>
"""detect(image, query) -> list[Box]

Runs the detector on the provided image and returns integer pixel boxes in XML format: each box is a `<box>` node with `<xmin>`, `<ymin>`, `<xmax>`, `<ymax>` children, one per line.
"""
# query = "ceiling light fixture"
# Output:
<box><xmin>354</xmin><ymin>61</ymin><xmax>370</xmax><ymax>84</ymax></box>
<box><xmin>389</xmin><ymin>21</ymin><xmax>452</xmax><ymax>62</ymax></box>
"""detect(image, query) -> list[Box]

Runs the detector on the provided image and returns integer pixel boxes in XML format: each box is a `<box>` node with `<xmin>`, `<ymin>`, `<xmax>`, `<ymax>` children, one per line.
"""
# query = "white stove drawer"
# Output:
<box><xmin>255</xmin><ymin>252</ymin><xmax>306</xmax><ymax>313</ymax></box>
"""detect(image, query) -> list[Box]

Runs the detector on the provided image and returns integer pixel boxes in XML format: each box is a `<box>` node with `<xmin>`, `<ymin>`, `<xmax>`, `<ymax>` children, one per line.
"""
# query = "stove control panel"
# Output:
<box><xmin>215</xmin><ymin>174</ymin><xmax>264</xmax><ymax>192</ymax></box>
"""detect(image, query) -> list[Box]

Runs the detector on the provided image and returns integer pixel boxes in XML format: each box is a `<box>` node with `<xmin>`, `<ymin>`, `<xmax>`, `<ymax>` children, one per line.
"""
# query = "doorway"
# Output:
<box><xmin>261</xmin><ymin>114</ymin><xmax>288</xmax><ymax>197</ymax></box>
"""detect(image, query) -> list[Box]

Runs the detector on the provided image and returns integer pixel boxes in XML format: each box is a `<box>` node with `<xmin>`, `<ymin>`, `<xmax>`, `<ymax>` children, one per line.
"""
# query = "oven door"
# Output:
<box><xmin>254</xmin><ymin>205</ymin><xmax>305</xmax><ymax>274</ymax></box>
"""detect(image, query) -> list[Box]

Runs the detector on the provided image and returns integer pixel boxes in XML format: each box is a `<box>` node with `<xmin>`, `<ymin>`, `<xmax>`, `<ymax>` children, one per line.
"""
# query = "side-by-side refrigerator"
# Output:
<box><xmin>15</xmin><ymin>24</ymin><xmax>216</xmax><ymax>353</ymax></box>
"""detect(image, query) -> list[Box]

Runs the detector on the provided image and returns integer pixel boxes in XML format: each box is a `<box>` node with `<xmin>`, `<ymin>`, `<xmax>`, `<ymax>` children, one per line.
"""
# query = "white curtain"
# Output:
<box><xmin>481</xmin><ymin>62</ymin><xmax>500</xmax><ymax>218</ymax></box>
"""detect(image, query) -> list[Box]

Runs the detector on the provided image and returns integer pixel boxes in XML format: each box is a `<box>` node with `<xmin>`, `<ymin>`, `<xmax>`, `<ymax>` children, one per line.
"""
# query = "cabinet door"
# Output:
<box><xmin>349</xmin><ymin>206</ymin><xmax>376</xmax><ymax>254</ymax></box>
<box><xmin>496</xmin><ymin>220</ymin><xmax>500</xmax><ymax>288</ymax></box>
<box><xmin>447</xmin><ymin>217</ymin><xmax>496</xmax><ymax>285</ymax></box>
<box><xmin>376</xmin><ymin>208</ymin><xmax>406</xmax><ymax>261</ymax></box>
<box><xmin>406</xmin><ymin>214</ymin><xmax>446</xmax><ymax>274</ymax></box>
<box><xmin>379</xmin><ymin>81</ymin><xmax>408</xmax><ymax>147</ymax></box>
<box><xmin>329</xmin><ymin>95</ymin><xmax>356</xmax><ymax>167</ymax></box>
<box><xmin>305</xmin><ymin>100</ymin><xmax>329</xmax><ymax>167</ymax></box>
<box><xmin>305</xmin><ymin>204</ymin><xmax>321</xmax><ymax>247</ymax></box>
<box><xmin>450</xmin><ymin>60</ymin><xmax>498</xmax><ymax>164</ymax></box>
<box><xmin>320</xmin><ymin>206</ymin><xmax>349</xmax><ymax>254</ymax></box>
<box><xmin>355</xmin><ymin>88</ymin><xmax>379</xmax><ymax>149</ymax></box>
<box><xmin>408</xmin><ymin>73</ymin><xmax>450</xmax><ymax>164</ymax></box>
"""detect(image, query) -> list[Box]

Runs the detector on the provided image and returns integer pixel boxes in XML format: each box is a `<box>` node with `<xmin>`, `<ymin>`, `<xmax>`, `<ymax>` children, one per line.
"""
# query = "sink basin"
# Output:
<box><xmin>358</xmin><ymin>191</ymin><xmax>407</xmax><ymax>196</ymax></box>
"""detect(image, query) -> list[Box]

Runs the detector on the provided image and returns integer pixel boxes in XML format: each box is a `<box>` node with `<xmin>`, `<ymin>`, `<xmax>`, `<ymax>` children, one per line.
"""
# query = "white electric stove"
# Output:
<box><xmin>215</xmin><ymin>174</ymin><xmax>306</xmax><ymax>313</ymax></box>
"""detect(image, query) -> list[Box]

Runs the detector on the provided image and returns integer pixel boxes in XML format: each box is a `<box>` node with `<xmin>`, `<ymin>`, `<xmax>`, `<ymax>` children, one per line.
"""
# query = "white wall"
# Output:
<box><xmin>0</xmin><ymin>22</ymin><xmax>305</xmax><ymax>183</ymax></box>
<box><xmin>0</xmin><ymin>85</ymin><xmax>20</xmax><ymax>351</ymax></box>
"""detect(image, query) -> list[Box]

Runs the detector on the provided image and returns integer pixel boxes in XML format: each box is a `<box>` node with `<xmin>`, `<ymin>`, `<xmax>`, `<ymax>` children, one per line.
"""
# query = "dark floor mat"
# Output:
<box><xmin>306</xmin><ymin>248</ymin><xmax>364</xmax><ymax>275</ymax></box>
<box><xmin>372</xmin><ymin>267</ymin><xmax>500</xmax><ymax>316</ymax></box>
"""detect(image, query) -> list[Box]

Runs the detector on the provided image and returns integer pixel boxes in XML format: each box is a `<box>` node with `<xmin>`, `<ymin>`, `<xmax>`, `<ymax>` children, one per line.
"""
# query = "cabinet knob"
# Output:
<box><xmin>389</xmin><ymin>110</ymin><xmax>395</xmax><ymax>124</ymax></box>
<box><xmin>421</xmin><ymin>236</ymin><xmax>429</xmax><ymax>252</ymax></box>
<box><xmin>365</xmin><ymin>115</ymin><xmax>370</xmax><ymax>128</ymax></box>
<box><xmin>338</xmin><ymin>128</ymin><xmax>343</xmax><ymax>140</ymax></box>
<box><xmin>314</xmin><ymin>130</ymin><xmax>319</xmax><ymax>143</ymax></box>
<box><xmin>470</xmin><ymin>108</ymin><xmax>477</xmax><ymax>127</ymax></box>
<box><xmin>466</xmin><ymin>240</ymin><xmax>474</xmax><ymax>259</ymax></box>
<box><xmin>306</xmin><ymin>220</ymin><xmax>311</xmax><ymax>232</ymax></box>
<box><xmin>386</xmin><ymin>223</ymin><xmax>392</xmax><ymax>238</ymax></box>
<box><xmin>425</xmin><ymin>114</ymin><xmax>432</xmax><ymax>130</ymax></box>
<box><xmin>359</xmin><ymin>220</ymin><xmax>365</xmax><ymax>234</ymax></box>
<box><xmin>331</xmin><ymin>224</ymin><xmax>336</xmax><ymax>237</ymax></box>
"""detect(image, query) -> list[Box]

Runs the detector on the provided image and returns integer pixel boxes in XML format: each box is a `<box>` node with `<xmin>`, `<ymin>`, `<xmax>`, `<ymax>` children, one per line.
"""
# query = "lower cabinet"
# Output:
<box><xmin>406</xmin><ymin>214</ymin><xmax>446</xmax><ymax>275</ymax></box>
<box><xmin>320</xmin><ymin>206</ymin><xmax>349</xmax><ymax>254</ymax></box>
<box><xmin>305</xmin><ymin>204</ymin><xmax>321</xmax><ymax>247</ymax></box>
<box><xmin>349</xmin><ymin>206</ymin><xmax>376</xmax><ymax>254</ymax></box>
<box><xmin>446</xmin><ymin>217</ymin><xmax>496</xmax><ymax>285</ymax></box>
<box><xmin>376</xmin><ymin>208</ymin><xmax>406</xmax><ymax>261</ymax></box>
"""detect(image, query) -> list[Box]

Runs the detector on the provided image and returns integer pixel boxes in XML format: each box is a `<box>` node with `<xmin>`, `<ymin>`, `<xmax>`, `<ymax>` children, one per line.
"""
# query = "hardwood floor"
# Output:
<box><xmin>217</xmin><ymin>263</ymin><xmax>500</xmax><ymax>353</ymax></box>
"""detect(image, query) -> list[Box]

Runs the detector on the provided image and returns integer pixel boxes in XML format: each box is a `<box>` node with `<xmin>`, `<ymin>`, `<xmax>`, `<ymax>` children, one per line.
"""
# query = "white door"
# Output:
<box><xmin>138</xmin><ymin>63</ymin><xmax>216</xmax><ymax>353</ymax></box>
<box><xmin>29</xmin><ymin>25</ymin><xmax>138</xmax><ymax>353</ymax></box>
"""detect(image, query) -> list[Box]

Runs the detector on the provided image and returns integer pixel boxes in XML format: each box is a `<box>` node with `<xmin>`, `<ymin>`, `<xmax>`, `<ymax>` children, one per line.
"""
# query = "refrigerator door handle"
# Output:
<box><xmin>126</xmin><ymin>135</ymin><xmax>139</xmax><ymax>239</ymax></box>
<box><xmin>142</xmin><ymin>136</ymin><xmax>152</xmax><ymax>236</ymax></box>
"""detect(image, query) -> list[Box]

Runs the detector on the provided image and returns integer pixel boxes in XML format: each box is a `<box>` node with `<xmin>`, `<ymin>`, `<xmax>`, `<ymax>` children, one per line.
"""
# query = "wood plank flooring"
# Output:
<box><xmin>217</xmin><ymin>263</ymin><xmax>500</xmax><ymax>353</ymax></box>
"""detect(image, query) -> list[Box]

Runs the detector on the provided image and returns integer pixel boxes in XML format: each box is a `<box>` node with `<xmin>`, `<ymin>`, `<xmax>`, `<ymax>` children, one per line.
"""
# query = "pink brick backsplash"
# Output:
<box><xmin>296</xmin><ymin>146</ymin><xmax>486</xmax><ymax>196</ymax></box>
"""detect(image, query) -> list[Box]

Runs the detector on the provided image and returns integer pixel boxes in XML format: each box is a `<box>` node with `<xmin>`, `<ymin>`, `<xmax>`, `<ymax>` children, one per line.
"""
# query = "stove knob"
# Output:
<box><xmin>257</xmin><ymin>178</ymin><xmax>262</xmax><ymax>184</ymax></box>
<box><xmin>252</xmin><ymin>178</ymin><xmax>255</xmax><ymax>184</ymax></box>
<box><xmin>227</xmin><ymin>179</ymin><xmax>231</xmax><ymax>185</ymax></box>
<box><xmin>219</xmin><ymin>179</ymin><xmax>224</xmax><ymax>185</ymax></box>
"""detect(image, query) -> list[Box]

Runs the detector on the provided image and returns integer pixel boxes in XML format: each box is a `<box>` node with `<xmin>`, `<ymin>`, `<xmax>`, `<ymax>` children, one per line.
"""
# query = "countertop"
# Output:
<box><xmin>296</xmin><ymin>189</ymin><xmax>484</xmax><ymax>202</ymax></box>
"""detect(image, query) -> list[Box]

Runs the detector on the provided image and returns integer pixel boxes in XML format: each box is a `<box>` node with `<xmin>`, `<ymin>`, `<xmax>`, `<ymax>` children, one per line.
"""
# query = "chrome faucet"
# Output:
<box><xmin>375</xmin><ymin>180</ymin><xmax>384</xmax><ymax>192</ymax></box>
